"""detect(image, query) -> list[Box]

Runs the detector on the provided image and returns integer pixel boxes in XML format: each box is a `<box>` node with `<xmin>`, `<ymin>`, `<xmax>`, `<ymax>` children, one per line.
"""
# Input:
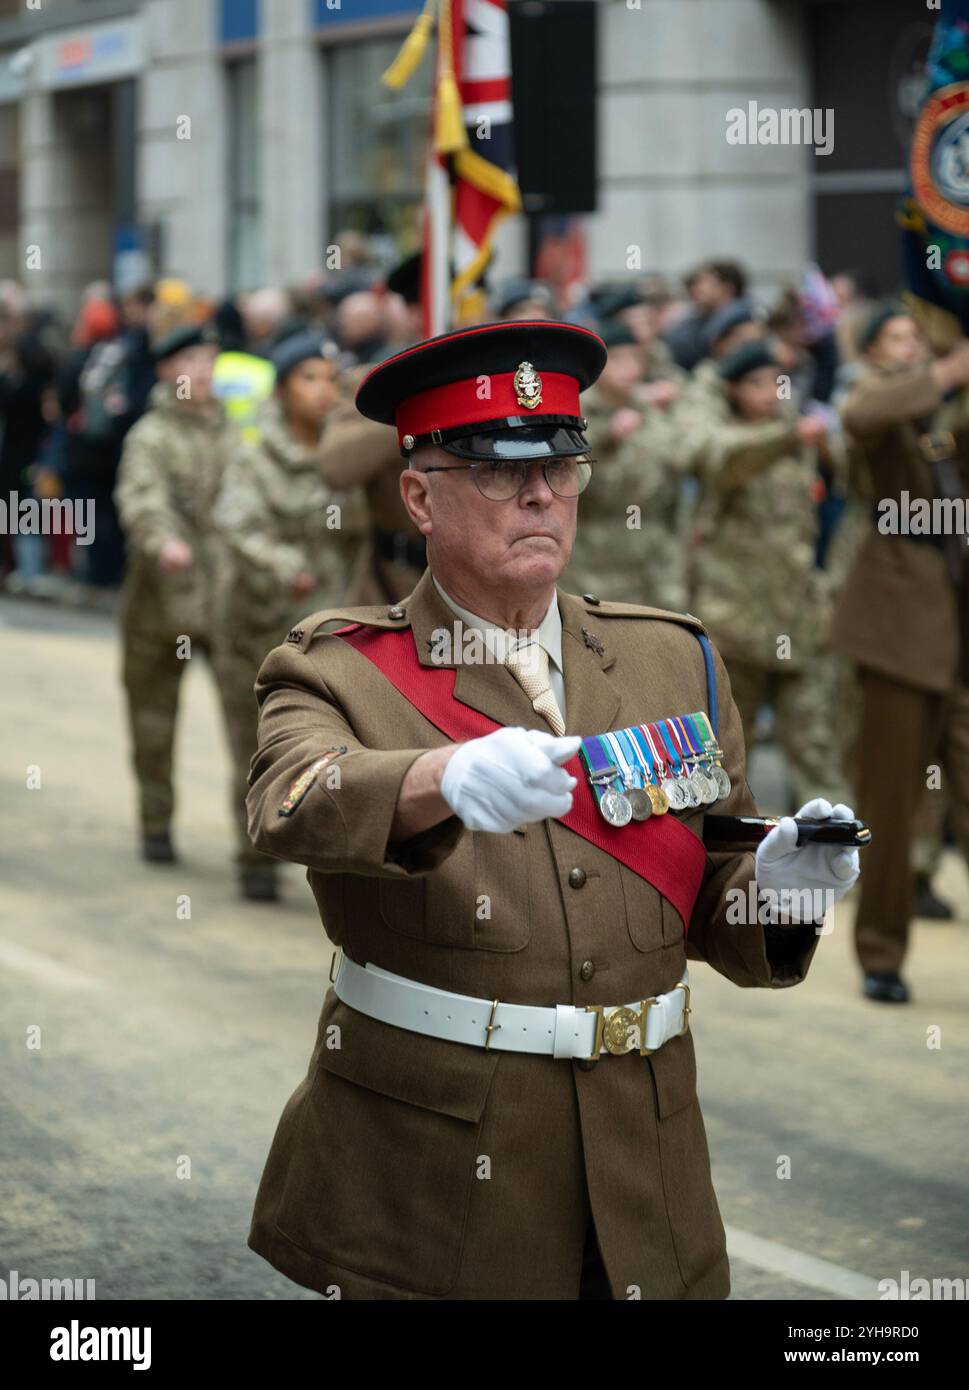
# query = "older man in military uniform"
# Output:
<box><xmin>245</xmin><ymin>321</ymin><xmax>859</xmax><ymax>1300</ymax></box>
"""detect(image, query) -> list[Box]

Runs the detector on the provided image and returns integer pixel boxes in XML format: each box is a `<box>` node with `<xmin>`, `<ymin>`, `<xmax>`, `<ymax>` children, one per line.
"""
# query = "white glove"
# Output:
<box><xmin>440</xmin><ymin>727</ymin><xmax>580</xmax><ymax>834</ymax></box>
<box><xmin>754</xmin><ymin>798</ymin><xmax>861</xmax><ymax>925</ymax></box>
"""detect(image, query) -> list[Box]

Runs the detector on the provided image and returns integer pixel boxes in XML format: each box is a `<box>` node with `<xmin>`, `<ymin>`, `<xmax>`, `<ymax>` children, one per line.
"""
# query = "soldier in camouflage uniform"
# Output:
<box><xmin>212</xmin><ymin>332</ymin><xmax>364</xmax><ymax>900</ymax></box>
<box><xmin>678</xmin><ymin>301</ymin><xmax>769</xmax><ymax>469</ymax></box>
<box><xmin>690</xmin><ymin>341</ymin><xmax>848</xmax><ymax>809</ymax></box>
<box><xmin>563</xmin><ymin>322</ymin><xmax>688</xmax><ymax>610</ymax></box>
<box><xmin>114</xmin><ymin>326</ymin><xmax>244</xmax><ymax>870</ymax></box>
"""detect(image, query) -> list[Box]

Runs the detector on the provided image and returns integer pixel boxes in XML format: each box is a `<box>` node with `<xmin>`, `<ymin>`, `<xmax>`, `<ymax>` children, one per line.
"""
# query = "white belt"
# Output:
<box><xmin>331</xmin><ymin>953</ymin><xmax>691</xmax><ymax>1062</ymax></box>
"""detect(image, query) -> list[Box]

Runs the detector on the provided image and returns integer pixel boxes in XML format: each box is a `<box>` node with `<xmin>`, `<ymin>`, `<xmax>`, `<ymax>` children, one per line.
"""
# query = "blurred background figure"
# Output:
<box><xmin>490</xmin><ymin>276</ymin><xmax>558</xmax><ymax>321</ymax></box>
<box><xmin>664</xmin><ymin>260</ymin><xmax>749</xmax><ymax>371</ymax></box>
<box><xmin>55</xmin><ymin>285</ymin><xmax>156</xmax><ymax>600</ymax></box>
<box><xmin>0</xmin><ymin>280</ymin><xmax>60</xmax><ymax>593</ymax></box>
<box><xmin>114</xmin><ymin>325</ymin><xmax>244</xmax><ymax>877</ymax></box>
<box><xmin>564</xmin><ymin>318</ymin><xmax>688</xmax><ymax>611</ymax></box>
<box><xmin>335</xmin><ymin>290</ymin><xmax>389</xmax><ymax>368</ymax></box>
<box><xmin>212</xmin><ymin>292</ymin><xmax>279</xmax><ymax>445</ymax></box>
<box><xmin>212</xmin><ymin>330</ymin><xmax>364</xmax><ymax>901</ymax></box>
<box><xmin>690</xmin><ymin>340</ymin><xmax>847</xmax><ymax>810</ymax></box>
<box><xmin>317</xmin><ymin>253</ymin><xmax>428</xmax><ymax>605</ymax></box>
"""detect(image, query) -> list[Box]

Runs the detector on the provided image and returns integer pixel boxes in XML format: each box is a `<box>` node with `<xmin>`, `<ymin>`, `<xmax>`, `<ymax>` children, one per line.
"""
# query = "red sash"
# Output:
<box><xmin>333</xmin><ymin>624</ymin><xmax>707</xmax><ymax>930</ymax></box>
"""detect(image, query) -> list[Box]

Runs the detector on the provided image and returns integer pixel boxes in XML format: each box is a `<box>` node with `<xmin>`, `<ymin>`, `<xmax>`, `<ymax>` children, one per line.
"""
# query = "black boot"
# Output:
<box><xmin>241</xmin><ymin>867</ymin><xmax>279</xmax><ymax>902</ymax></box>
<box><xmin>863</xmin><ymin>971</ymin><xmax>910</xmax><ymax>1004</ymax></box>
<box><xmin>143</xmin><ymin>831</ymin><xmax>176</xmax><ymax>864</ymax></box>
<box><xmin>914</xmin><ymin>874</ymin><xmax>954</xmax><ymax>921</ymax></box>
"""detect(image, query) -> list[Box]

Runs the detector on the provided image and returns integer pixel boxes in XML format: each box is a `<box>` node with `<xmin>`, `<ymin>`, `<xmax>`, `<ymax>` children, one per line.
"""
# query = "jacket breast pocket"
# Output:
<box><xmin>273</xmin><ymin>1004</ymin><xmax>499</xmax><ymax>1296</ymax></box>
<box><xmin>620</xmin><ymin>867</ymin><xmax>685</xmax><ymax>953</ymax></box>
<box><xmin>648</xmin><ymin>1033</ymin><xmax>727</xmax><ymax>1290</ymax></box>
<box><xmin>377</xmin><ymin>830</ymin><xmax>531</xmax><ymax>953</ymax></box>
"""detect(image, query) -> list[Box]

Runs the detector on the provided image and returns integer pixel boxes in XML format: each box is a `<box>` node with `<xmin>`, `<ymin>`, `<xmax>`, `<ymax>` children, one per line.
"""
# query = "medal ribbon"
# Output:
<box><xmin>684</xmin><ymin>713</ymin><xmax>713</xmax><ymax>767</ymax></box>
<box><xmin>333</xmin><ymin>624</ymin><xmax>707</xmax><ymax>930</ymax></box>
<box><xmin>654</xmin><ymin>719</ymin><xmax>685</xmax><ymax>779</ymax></box>
<box><xmin>602</xmin><ymin>730</ymin><xmax>637</xmax><ymax>788</ymax></box>
<box><xmin>579</xmin><ymin>734</ymin><xmax>619</xmax><ymax>811</ymax></box>
<box><xmin>628</xmin><ymin>725</ymin><xmax>658</xmax><ymax>785</ymax></box>
<box><xmin>693</xmin><ymin>710</ymin><xmax>723</xmax><ymax>759</ymax></box>
<box><xmin>640</xmin><ymin>723</ymin><xmax>670</xmax><ymax>781</ymax></box>
<box><xmin>673</xmin><ymin>716</ymin><xmax>703</xmax><ymax>774</ymax></box>
<box><xmin>614</xmin><ymin>727</ymin><xmax>647</xmax><ymax>787</ymax></box>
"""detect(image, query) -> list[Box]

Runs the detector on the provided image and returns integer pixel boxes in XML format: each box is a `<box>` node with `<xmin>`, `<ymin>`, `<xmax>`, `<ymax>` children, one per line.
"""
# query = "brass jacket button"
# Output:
<box><xmin>387</xmin><ymin>605</ymin><xmax>405</xmax><ymax>620</ymax></box>
<box><xmin>580</xmin><ymin>959</ymin><xmax>595</xmax><ymax>982</ymax></box>
<box><xmin>568</xmin><ymin>867</ymin><xmax>587</xmax><ymax>889</ymax></box>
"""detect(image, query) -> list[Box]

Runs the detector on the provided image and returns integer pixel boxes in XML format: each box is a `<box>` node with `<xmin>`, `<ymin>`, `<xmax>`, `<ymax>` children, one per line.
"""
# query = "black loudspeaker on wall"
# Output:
<box><xmin>507</xmin><ymin>0</ymin><xmax>598</xmax><ymax>214</ymax></box>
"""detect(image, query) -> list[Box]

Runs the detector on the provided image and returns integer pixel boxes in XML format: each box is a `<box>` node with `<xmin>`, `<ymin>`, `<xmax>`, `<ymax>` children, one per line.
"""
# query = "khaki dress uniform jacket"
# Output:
<box><xmin>245</xmin><ymin>567</ymin><xmax>821</xmax><ymax>1299</ymax></box>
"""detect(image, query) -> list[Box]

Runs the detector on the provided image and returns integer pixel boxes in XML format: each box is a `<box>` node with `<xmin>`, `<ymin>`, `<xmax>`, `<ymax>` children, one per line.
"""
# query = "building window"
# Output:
<box><xmin>325</xmin><ymin>37</ymin><xmax>432</xmax><ymax>254</ymax></box>
<box><xmin>227</xmin><ymin>57</ymin><xmax>262</xmax><ymax>291</ymax></box>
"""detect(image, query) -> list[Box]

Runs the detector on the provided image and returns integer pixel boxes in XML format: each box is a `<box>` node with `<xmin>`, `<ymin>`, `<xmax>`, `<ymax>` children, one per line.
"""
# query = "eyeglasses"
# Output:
<box><xmin>420</xmin><ymin>455</ymin><xmax>594</xmax><ymax>501</ymax></box>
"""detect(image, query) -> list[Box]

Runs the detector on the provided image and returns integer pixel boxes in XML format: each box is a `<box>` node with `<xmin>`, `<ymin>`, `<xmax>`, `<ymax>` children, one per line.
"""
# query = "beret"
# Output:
<box><xmin>703</xmin><ymin>297</ymin><xmax>762</xmax><ymax>349</ymax></box>
<box><xmin>271</xmin><ymin>330</ymin><xmax>339</xmax><ymax>382</ymax></box>
<box><xmin>491</xmin><ymin>277</ymin><xmax>556</xmax><ymax>318</ymax></box>
<box><xmin>152</xmin><ymin>322</ymin><xmax>218</xmax><ymax>364</ymax></box>
<box><xmin>597</xmin><ymin>319</ymin><xmax>639</xmax><ymax>349</ymax></box>
<box><xmin>596</xmin><ymin>284</ymin><xmax>646</xmax><ymax>320</ymax></box>
<box><xmin>718</xmin><ymin>340</ymin><xmax>779</xmax><ymax>382</ymax></box>
<box><xmin>858</xmin><ymin>301</ymin><xmax>909</xmax><ymax>353</ymax></box>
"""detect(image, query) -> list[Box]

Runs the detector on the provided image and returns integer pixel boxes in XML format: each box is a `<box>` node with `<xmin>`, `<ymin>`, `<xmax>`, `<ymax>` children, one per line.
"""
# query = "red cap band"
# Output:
<box><xmin>395</xmin><ymin>370</ymin><xmax>581</xmax><ymax>447</ymax></box>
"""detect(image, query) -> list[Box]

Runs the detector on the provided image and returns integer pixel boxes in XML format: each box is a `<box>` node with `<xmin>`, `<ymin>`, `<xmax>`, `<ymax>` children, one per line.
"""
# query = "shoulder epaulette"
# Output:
<box><xmin>283</xmin><ymin>601</ymin><xmax>412</xmax><ymax>653</ymax></box>
<box><xmin>578</xmin><ymin>592</ymin><xmax>706</xmax><ymax>633</ymax></box>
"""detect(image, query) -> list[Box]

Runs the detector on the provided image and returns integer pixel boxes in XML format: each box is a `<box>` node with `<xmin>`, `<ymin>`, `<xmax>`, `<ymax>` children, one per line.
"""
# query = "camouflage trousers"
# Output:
<box><xmin>120</xmin><ymin>622</ymin><xmax>271</xmax><ymax>872</ymax></box>
<box><xmin>724</xmin><ymin>654</ymin><xmax>851</xmax><ymax>812</ymax></box>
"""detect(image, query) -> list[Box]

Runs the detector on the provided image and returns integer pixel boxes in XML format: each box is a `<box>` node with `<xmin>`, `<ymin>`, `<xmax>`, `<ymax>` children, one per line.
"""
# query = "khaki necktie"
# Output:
<box><xmin>502</xmin><ymin>642</ymin><xmax>566</xmax><ymax>736</ymax></box>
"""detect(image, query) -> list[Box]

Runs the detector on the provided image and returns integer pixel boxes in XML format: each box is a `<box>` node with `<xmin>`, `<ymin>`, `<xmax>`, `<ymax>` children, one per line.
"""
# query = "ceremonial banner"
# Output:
<box><xmin>900</xmin><ymin>0</ymin><xmax>969</xmax><ymax>337</ymax></box>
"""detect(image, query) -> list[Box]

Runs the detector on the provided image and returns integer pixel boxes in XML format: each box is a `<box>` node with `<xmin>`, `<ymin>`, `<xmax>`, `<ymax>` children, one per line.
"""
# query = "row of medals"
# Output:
<box><xmin>594</xmin><ymin>751</ymin><xmax>732</xmax><ymax>828</ymax></box>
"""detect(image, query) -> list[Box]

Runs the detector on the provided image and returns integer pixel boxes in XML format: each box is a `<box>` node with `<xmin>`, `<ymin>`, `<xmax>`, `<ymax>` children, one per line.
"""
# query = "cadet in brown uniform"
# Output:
<box><xmin>245</xmin><ymin>321</ymin><xmax>859</xmax><ymax>1300</ymax></box>
<box><xmin>832</xmin><ymin>304</ymin><xmax>969</xmax><ymax>1002</ymax></box>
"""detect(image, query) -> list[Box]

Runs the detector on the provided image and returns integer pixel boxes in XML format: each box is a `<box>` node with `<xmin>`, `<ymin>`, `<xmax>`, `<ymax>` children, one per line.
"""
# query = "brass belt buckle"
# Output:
<box><xmin>584</xmin><ymin>1000</ymin><xmax>655</xmax><ymax>1061</ymax></box>
<box><xmin>919</xmin><ymin>430</ymin><xmax>956</xmax><ymax>463</ymax></box>
<box><xmin>583</xmin><ymin>986</ymin><xmax>691</xmax><ymax>1062</ymax></box>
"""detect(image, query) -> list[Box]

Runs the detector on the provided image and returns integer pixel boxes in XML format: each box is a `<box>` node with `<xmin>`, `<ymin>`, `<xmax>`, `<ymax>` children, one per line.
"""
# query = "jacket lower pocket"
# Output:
<box><xmin>649</xmin><ymin>1035</ymin><xmax>726</xmax><ymax>1289</ymax></box>
<box><xmin>273</xmin><ymin>1009</ymin><xmax>498</xmax><ymax>1295</ymax></box>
